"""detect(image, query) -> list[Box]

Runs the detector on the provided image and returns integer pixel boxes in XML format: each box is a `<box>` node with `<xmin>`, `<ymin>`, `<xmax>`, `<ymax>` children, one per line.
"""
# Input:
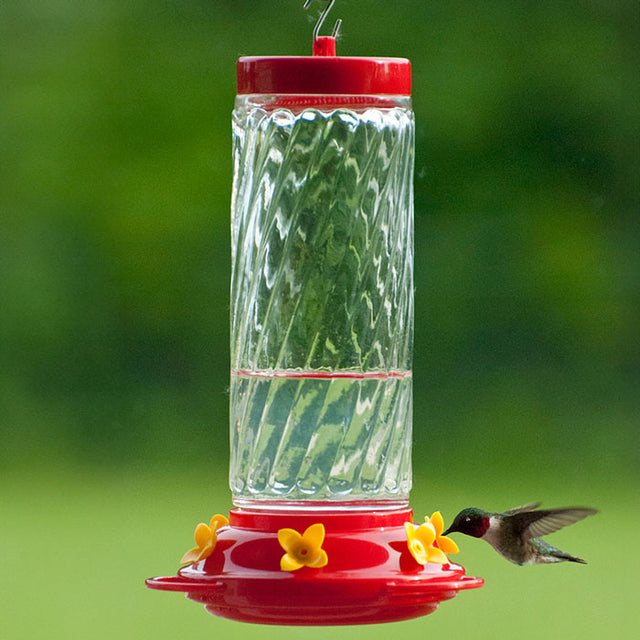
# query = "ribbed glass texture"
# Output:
<box><xmin>229</xmin><ymin>95</ymin><xmax>414</xmax><ymax>507</ymax></box>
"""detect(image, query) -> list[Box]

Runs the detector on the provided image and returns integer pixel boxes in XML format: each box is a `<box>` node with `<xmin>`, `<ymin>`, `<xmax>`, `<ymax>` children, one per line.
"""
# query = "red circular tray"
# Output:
<box><xmin>146</xmin><ymin>508</ymin><xmax>483</xmax><ymax>625</ymax></box>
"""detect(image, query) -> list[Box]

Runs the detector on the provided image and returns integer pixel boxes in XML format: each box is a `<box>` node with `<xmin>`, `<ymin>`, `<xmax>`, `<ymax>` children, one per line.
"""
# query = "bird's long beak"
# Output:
<box><xmin>443</xmin><ymin>527</ymin><xmax>453</xmax><ymax>536</ymax></box>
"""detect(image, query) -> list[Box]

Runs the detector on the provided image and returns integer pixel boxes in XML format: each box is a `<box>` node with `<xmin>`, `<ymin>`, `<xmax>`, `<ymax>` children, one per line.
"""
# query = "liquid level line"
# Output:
<box><xmin>232</xmin><ymin>369</ymin><xmax>412</xmax><ymax>380</ymax></box>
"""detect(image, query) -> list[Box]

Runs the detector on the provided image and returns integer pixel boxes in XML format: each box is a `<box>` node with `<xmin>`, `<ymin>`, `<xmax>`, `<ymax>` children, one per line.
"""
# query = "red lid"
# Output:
<box><xmin>237</xmin><ymin>55</ymin><xmax>411</xmax><ymax>96</ymax></box>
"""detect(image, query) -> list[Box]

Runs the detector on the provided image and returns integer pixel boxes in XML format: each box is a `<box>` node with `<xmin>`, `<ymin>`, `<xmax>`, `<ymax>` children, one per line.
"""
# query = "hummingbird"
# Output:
<box><xmin>443</xmin><ymin>502</ymin><xmax>598</xmax><ymax>566</ymax></box>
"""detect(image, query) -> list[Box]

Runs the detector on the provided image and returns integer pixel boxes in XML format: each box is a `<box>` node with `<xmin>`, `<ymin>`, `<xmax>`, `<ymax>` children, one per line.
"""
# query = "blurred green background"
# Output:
<box><xmin>1</xmin><ymin>0</ymin><xmax>639</xmax><ymax>638</ymax></box>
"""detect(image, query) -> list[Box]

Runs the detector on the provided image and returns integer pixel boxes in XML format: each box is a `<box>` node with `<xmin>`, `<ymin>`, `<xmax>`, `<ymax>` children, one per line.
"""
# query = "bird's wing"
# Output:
<box><xmin>514</xmin><ymin>507</ymin><xmax>598</xmax><ymax>540</ymax></box>
<box><xmin>503</xmin><ymin>502</ymin><xmax>542</xmax><ymax>515</ymax></box>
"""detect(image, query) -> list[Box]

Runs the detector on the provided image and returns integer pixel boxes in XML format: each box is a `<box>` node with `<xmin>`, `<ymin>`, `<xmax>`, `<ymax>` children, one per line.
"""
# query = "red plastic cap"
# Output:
<box><xmin>237</xmin><ymin>56</ymin><xmax>411</xmax><ymax>96</ymax></box>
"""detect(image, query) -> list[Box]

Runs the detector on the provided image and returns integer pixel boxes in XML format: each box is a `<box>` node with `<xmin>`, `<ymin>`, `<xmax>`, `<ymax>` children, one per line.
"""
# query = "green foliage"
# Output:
<box><xmin>1</xmin><ymin>0</ymin><xmax>638</xmax><ymax>478</ymax></box>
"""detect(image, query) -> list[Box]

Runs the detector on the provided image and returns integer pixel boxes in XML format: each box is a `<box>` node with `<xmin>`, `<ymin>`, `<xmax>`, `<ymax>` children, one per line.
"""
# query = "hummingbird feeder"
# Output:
<box><xmin>146</xmin><ymin>0</ymin><xmax>483</xmax><ymax>624</ymax></box>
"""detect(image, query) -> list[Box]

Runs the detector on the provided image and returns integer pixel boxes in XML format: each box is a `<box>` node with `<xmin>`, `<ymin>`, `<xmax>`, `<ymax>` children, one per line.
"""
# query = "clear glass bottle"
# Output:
<box><xmin>229</xmin><ymin>57</ymin><xmax>414</xmax><ymax>510</ymax></box>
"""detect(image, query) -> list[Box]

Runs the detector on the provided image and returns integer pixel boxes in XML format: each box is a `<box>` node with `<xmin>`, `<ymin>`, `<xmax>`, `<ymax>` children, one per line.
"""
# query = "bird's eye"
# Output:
<box><xmin>465</xmin><ymin>517</ymin><xmax>470</xmax><ymax>522</ymax></box>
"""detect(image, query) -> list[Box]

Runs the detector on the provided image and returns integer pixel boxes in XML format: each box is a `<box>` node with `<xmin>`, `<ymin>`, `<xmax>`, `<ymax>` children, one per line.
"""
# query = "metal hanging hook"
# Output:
<box><xmin>303</xmin><ymin>0</ymin><xmax>342</xmax><ymax>41</ymax></box>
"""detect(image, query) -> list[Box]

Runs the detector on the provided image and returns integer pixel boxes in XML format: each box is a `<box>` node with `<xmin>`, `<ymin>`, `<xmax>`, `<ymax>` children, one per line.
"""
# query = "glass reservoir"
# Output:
<box><xmin>229</xmin><ymin>89</ymin><xmax>415</xmax><ymax>509</ymax></box>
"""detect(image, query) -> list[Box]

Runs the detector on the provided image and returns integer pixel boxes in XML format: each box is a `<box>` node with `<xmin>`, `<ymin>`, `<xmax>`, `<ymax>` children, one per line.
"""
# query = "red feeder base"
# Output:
<box><xmin>146</xmin><ymin>507</ymin><xmax>483</xmax><ymax>625</ymax></box>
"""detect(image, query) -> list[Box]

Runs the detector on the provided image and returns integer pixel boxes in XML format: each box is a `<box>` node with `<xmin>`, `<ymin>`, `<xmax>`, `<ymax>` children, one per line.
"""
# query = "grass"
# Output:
<box><xmin>1</xmin><ymin>466</ymin><xmax>638</xmax><ymax>639</ymax></box>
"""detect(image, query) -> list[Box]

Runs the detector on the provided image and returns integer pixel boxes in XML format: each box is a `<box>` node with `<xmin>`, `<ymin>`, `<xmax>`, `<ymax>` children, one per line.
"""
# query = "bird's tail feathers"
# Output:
<box><xmin>552</xmin><ymin>548</ymin><xmax>587</xmax><ymax>564</ymax></box>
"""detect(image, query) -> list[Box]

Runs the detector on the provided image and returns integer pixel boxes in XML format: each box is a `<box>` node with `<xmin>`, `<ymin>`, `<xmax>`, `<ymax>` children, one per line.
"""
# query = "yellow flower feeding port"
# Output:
<box><xmin>278</xmin><ymin>523</ymin><xmax>329</xmax><ymax>571</ymax></box>
<box><xmin>180</xmin><ymin>515</ymin><xmax>229</xmax><ymax>566</ymax></box>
